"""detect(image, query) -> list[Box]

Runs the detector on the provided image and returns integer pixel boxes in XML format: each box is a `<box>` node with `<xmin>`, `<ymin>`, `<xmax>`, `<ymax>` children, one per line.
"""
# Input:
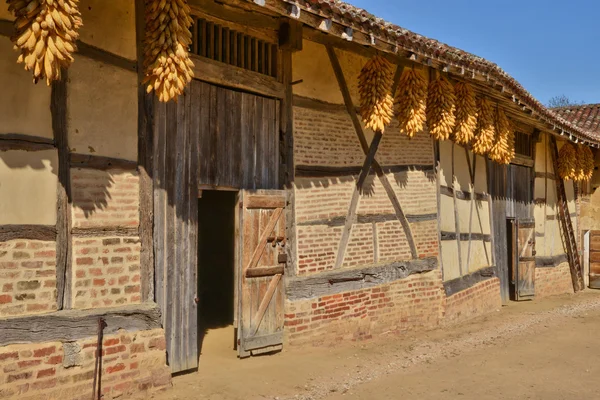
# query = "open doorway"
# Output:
<box><xmin>197</xmin><ymin>190</ymin><xmax>237</xmax><ymax>361</ymax></box>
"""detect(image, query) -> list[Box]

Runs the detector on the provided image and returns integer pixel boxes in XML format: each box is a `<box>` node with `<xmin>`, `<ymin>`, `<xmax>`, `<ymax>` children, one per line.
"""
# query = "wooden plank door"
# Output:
<box><xmin>514</xmin><ymin>219</ymin><xmax>536</xmax><ymax>300</ymax></box>
<box><xmin>236</xmin><ymin>190</ymin><xmax>286</xmax><ymax>357</ymax></box>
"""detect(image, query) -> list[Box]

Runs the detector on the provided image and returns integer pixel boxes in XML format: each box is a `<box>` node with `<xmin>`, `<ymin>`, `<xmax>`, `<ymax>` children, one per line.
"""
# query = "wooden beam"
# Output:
<box><xmin>189</xmin><ymin>0</ymin><xmax>280</xmax><ymax>31</ymax></box>
<box><xmin>0</xmin><ymin>134</ymin><xmax>55</xmax><ymax>151</ymax></box>
<box><xmin>536</xmin><ymin>254</ymin><xmax>568</xmax><ymax>268</ymax></box>
<box><xmin>136</xmin><ymin>0</ymin><xmax>154</xmax><ymax>303</ymax></box>
<box><xmin>535</xmin><ymin>171</ymin><xmax>557</xmax><ymax>181</ymax></box>
<box><xmin>297</xmin><ymin>213</ymin><xmax>437</xmax><ymax>227</ymax></box>
<box><xmin>190</xmin><ymin>54</ymin><xmax>285</xmax><ymax>99</ymax></box>
<box><xmin>76</xmin><ymin>41</ymin><xmax>137</xmax><ymax>72</ymax></box>
<box><xmin>440</xmin><ymin>232</ymin><xmax>492</xmax><ymax>242</ymax></box>
<box><xmin>0</xmin><ymin>225</ymin><xmax>57</xmax><ymax>242</ymax></box>
<box><xmin>71</xmin><ymin>227</ymin><xmax>139</xmax><ymax>237</ymax></box>
<box><xmin>245</xmin><ymin>266</ymin><xmax>284</xmax><ymax>278</ymax></box>
<box><xmin>52</xmin><ymin>73</ymin><xmax>71</xmax><ymax>311</ymax></box>
<box><xmin>70</xmin><ymin>153</ymin><xmax>137</xmax><ymax>171</ymax></box>
<box><xmin>450</xmin><ymin>143</ymin><xmax>464</xmax><ymax>276</ymax></box>
<box><xmin>286</xmin><ymin>257</ymin><xmax>437</xmax><ymax>300</ymax></box>
<box><xmin>295</xmin><ymin>164</ymin><xmax>434</xmax><ymax>178</ymax></box>
<box><xmin>440</xmin><ymin>185</ymin><xmax>489</xmax><ymax>202</ymax></box>
<box><xmin>443</xmin><ymin>266</ymin><xmax>497</xmax><ymax>297</ymax></box>
<box><xmin>0</xmin><ymin>303</ymin><xmax>161</xmax><ymax>347</ymax></box>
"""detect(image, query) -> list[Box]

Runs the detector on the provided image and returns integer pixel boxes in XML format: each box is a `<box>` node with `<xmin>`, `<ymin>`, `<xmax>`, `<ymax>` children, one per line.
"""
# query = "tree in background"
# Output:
<box><xmin>547</xmin><ymin>95</ymin><xmax>584</xmax><ymax>108</ymax></box>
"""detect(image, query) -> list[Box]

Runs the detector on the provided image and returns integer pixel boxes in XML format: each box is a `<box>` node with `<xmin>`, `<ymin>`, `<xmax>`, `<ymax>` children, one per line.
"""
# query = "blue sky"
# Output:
<box><xmin>349</xmin><ymin>0</ymin><xmax>599</xmax><ymax>106</ymax></box>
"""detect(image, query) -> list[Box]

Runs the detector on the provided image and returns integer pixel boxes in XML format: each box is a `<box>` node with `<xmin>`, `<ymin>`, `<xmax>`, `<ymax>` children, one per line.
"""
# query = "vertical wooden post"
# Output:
<box><xmin>53</xmin><ymin>72</ymin><xmax>71</xmax><ymax>310</ymax></box>
<box><xmin>136</xmin><ymin>0</ymin><xmax>155</xmax><ymax>302</ymax></box>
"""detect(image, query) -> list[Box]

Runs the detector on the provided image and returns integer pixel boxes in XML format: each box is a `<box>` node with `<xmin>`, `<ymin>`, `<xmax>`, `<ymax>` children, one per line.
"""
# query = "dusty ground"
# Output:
<box><xmin>153</xmin><ymin>291</ymin><xmax>600</xmax><ymax>400</ymax></box>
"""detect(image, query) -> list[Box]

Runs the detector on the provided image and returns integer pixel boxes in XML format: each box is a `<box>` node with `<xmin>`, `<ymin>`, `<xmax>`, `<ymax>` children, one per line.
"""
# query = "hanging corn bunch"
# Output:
<box><xmin>489</xmin><ymin>107</ymin><xmax>514</xmax><ymax>164</ymax></box>
<box><xmin>7</xmin><ymin>0</ymin><xmax>83</xmax><ymax>85</ymax></box>
<box><xmin>452</xmin><ymin>82</ymin><xmax>477</xmax><ymax>145</ymax></box>
<box><xmin>394</xmin><ymin>68</ymin><xmax>427</xmax><ymax>138</ymax></box>
<box><xmin>557</xmin><ymin>142</ymin><xmax>577</xmax><ymax>180</ymax></box>
<box><xmin>144</xmin><ymin>0</ymin><xmax>195</xmax><ymax>102</ymax></box>
<box><xmin>471</xmin><ymin>97</ymin><xmax>495</xmax><ymax>155</ymax></box>
<box><xmin>426</xmin><ymin>75</ymin><xmax>455</xmax><ymax>140</ymax></box>
<box><xmin>581</xmin><ymin>145</ymin><xmax>595</xmax><ymax>181</ymax></box>
<box><xmin>358</xmin><ymin>56</ymin><xmax>395</xmax><ymax>133</ymax></box>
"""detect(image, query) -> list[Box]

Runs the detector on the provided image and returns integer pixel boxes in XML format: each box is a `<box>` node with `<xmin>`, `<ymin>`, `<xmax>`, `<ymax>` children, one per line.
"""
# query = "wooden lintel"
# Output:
<box><xmin>286</xmin><ymin>257</ymin><xmax>438</xmax><ymax>300</ymax></box>
<box><xmin>511</xmin><ymin>154</ymin><xmax>535</xmax><ymax>168</ymax></box>
<box><xmin>244</xmin><ymin>195</ymin><xmax>286</xmax><ymax>209</ymax></box>
<box><xmin>443</xmin><ymin>266</ymin><xmax>497</xmax><ymax>297</ymax></box>
<box><xmin>0</xmin><ymin>134</ymin><xmax>55</xmax><ymax>152</ymax></box>
<box><xmin>71</xmin><ymin>227</ymin><xmax>139</xmax><ymax>237</ymax></box>
<box><xmin>190</xmin><ymin>54</ymin><xmax>285</xmax><ymax>99</ymax></box>
<box><xmin>279</xmin><ymin>19</ymin><xmax>303</xmax><ymax>51</ymax></box>
<box><xmin>0</xmin><ymin>225</ymin><xmax>57</xmax><ymax>242</ymax></box>
<box><xmin>246</xmin><ymin>266</ymin><xmax>285</xmax><ymax>278</ymax></box>
<box><xmin>189</xmin><ymin>0</ymin><xmax>280</xmax><ymax>31</ymax></box>
<box><xmin>70</xmin><ymin>153</ymin><xmax>138</xmax><ymax>171</ymax></box>
<box><xmin>0</xmin><ymin>303</ymin><xmax>161</xmax><ymax>347</ymax></box>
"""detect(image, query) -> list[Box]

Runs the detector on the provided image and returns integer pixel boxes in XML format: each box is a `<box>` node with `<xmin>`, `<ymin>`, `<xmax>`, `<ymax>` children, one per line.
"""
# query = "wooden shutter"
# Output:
<box><xmin>236</xmin><ymin>190</ymin><xmax>286</xmax><ymax>357</ymax></box>
<box><xmin>514</xmin><ymin>219</ymin><xmax>536</xmax><ymax>300</ymax></box>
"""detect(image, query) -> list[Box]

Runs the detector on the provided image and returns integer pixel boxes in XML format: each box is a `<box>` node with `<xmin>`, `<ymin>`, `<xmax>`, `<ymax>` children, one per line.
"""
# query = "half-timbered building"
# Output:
<box><xmin>0</xmin><ymin>0</ymin><xmax>598</xmax><ymax>398</ymax></box>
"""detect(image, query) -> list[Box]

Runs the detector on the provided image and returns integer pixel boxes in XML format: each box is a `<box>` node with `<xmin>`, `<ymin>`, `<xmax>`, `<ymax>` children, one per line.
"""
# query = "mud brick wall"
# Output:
<box><xmin>285</xmin><ymin>271</ymin><xmax>444</xmax><ymax>346</ymax></box>
<box><xmin>535</xmin><ymin>263</ymin><xmax>574</xmax><ymax>298</ymax></box>
<box><xmin>0</xmin><ymin>240</ymin><xmax>57</xmax><ymax>317</ymax></box>
<box><xmin>72</xmin><ymin>237</ymin><xmax>141</xmax><ymax>309</ymax></box>
<box><xmin>0</xmin><ymin>329</ymin><xmax>170</xmax><ymax>400</ymax></box>
<box><xmin>443</xmin><ymin>278</ymin><xmax>501</xmax><ymax>325</ymax></box>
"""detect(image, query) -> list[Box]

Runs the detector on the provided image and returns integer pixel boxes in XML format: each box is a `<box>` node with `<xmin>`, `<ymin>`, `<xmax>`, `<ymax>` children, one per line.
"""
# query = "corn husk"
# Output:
<box><xmin>557</xmin><ymin>142</ymin><xmax>577</xmax><ymax>180</ymax></box>
<box><xmin>452</xmin><ymin>82</ymin><xmax>477</xmax><ymax>145</ymax></box>
<box><xmin>489</xmin><ymin>107</ymin><xmax>514</xmax><ymax>164</ymax></box>
<box><xmin>472</xmin><ymin>97</ymin><xmax>495</xmax><ymax>155</ymax></box>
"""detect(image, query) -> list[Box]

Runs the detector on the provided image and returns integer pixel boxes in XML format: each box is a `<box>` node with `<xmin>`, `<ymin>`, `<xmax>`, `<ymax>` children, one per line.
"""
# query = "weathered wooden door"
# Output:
<box><xmin>236</xmin><ymin>190</ymin><xmax>286</xmax><ymax>357</ymax></box>
<box><xmin>514</xmin><ymin>219</ymin><xmax>536</xmax><ymax>300</ymax></box>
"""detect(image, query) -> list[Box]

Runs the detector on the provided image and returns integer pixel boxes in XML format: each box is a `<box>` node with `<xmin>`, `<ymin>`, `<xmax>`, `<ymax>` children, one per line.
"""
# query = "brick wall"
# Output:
<box><xmin>71</xmin><ymin>168</ymin><xmax>139</xmax><ymax>229</ymax></box>
<box><xmin>72</xmin><ymin>237</ymin><xmax>141</xmax><ymax>309</ymax></box>
<box><xmin>443</xmin><ymin>278</ymin><xmax>501</xmax><ymax>325</ymax></box>
<box><xmin>0</xmin><ymin>329</ymin><xmax>170</xmax><ymax>400</ymax></box>
<box><xmin>285</xmin><ymin>271</ymin><xmax>445</xmax><ymax>346</ymax></box>
<box><xmin>535</xmin><ymin>264</ymin><xmax>574</xmax><ymax>298</ymax></box>
<box><xmin>0</xmin><ymin>240</ymin><xmax>57</xmax><ymax>317</ymax></box>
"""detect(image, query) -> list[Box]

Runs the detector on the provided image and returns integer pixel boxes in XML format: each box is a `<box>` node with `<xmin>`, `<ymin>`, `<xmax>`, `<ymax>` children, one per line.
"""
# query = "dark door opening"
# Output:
<box><xmin>507</xmin><ymin>218</ymin><xmax>516</xmax><ymax>300</ymax></box>
<box><xmin>197</xmin><ymin>190</ymin><xmax>237</xmax><ymax>360</ymax></box>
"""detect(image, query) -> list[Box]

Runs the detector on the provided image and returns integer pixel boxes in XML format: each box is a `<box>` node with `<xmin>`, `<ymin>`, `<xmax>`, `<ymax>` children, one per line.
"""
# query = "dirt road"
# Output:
<box><xmin>154</xmin><ymin>291</ymin><xmax>600</xmax><ymax>400</ymax></box>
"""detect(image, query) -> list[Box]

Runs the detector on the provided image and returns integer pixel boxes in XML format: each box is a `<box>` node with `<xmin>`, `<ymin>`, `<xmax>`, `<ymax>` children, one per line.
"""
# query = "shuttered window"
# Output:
<box><xmin>515</xmin><ymin>132</ymin><xmax>532</xmax><ymax>158</ymax></box>
<box><xmin>191</xmin><ymin>17</ymin><xmax>278</xmax><ymax>78</ymax></box>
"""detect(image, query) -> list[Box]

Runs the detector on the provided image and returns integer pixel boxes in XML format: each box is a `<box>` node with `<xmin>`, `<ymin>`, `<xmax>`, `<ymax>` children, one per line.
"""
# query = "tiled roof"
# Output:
<box><xmin>553</xmin><ymin>104</ymin><xmax>600</xmax><ymax>135</ymax></box>
<box><xmin>266</xmin><ymin>0</ymin><xmax>600</xmax><ymax>145</ymax></box>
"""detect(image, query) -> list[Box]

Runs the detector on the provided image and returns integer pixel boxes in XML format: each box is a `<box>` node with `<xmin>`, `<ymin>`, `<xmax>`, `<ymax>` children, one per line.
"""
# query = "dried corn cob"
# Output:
<box><xmin>581</xmin><ymin>145</ymin><xmax>595</xmax><ymax>181</ymax></box>
<box><xmin>557</xmin><ymin>142</ymin><xmax>577</xmax><ymax>180</ymax></box>
<box><xmin>489</xmin><ymin>107</ymin><xmax>514</xmax><ymax>164</ymax></box>
<box><xmin>452</xmin><ymin>82</ymin><xmax>477</xmax><ymax>145</ymax></box>
<box><xmin>144</xmin><ymin>0</ymin><xmax>195</xmax><ymax>102</ymax></box>
<box><xmin>8</xmin><ymin>0</ymin><xmax>83</xmax><ymax>85</ymax></box>
<box><xmin>472</xmin><ymin>97</ymin><xmax>495</xmax><ymax>155</ymax></box>
<box><xmin>358</xmin><ymin>55</ymin><xmax>395</xmax><ymax>133</ymax></box>
<box><xmin>394</xmin><ymin>68</ymin><xmax>427</xmax><ymax>138</ymax></box>
<box><xmin>426</xmin><ymin>75</ymin><xmax>455</xmax><ymax>140</ymax></box>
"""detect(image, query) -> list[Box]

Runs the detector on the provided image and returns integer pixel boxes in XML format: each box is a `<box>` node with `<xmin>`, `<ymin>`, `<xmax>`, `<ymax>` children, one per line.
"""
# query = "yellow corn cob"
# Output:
<box><xmin>7</xmin><ymin>0</ymin><xmax>82</xmax><ymax>85</ymax></box>
<box><xmin>489</xmin><ymin>107</ymin><xmax>514</xmax><ymax>164</ymax></box>
<box><xmin>574</xmin><ymin>144</ymin><xmax>595</xmax><ymax>181</ymax></box>
<box><xmin>426</xmin><ymin>75</ymin><xmax>455</xmax><ymax>141</ymax></box>
<box><xmin>395</xmin><ymin>68</ymin><xmax>427</xmax><ymax>138</ymax></box>
<box><xmin>472</xmin><ymin>97</ymin><xmax>495</xmax><ymax>155</ymax></box>
<box><xmin>143</xmin><ymin>0</ymin><xmax>195</xmax><ymax>102</ymax></box>
<box><xmin>557</xmin><ymin>142</ymin><xmax>577</xmax><ymax>180</ymax></box>
<box><xmin>358</xmin><ymin>56</ymin><xmax>395</xmax><ymax>133</ymax></box>
<box><xmin>452</xmin><ymin>82</ymin><xmax>477</xmax><ymax>145</ymax></box>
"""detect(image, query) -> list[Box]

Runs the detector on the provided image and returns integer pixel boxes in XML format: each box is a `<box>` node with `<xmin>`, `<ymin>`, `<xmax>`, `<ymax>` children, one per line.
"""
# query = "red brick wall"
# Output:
<box><xmin>285</xmin><ymin>271</ymin><xmax>445</xmax><ymax>346</ymax></box>
<box><xmin>0</xmin><ymin>240</ymin><xmax>57</xmax><ymax>317</ymax></box>
<box><xmin>72</xmin><ymin>237</ymin><xmax>141</xmax><ymax>309</ymax></box>
<box><xmin>0</xmin><ymin>329</ymin><xmax>170</xmax><ymax>399</ymax></box>
<box><xmin>443</xmin><ymin>278</ymin><xmax>501</xmax><ymax>325</ymax></box>
<box><xmin>71</xmin><ymin>168</ymin><xmax>139</xmax><ymax>229</ymax></box>
<box><xmin>535</xmin><ymin>264</ymin><xmax>574</xmax><ymax>298</ymax></box>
